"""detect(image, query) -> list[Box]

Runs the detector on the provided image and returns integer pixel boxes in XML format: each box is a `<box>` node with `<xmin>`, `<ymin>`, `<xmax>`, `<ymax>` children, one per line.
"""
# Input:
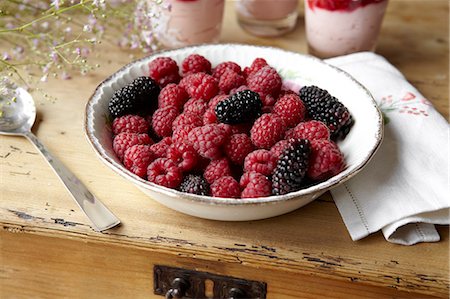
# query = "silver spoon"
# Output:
<box><xmin>0</xmin><ymin>87</ymin><xmax>120</xmax><ymax>231</ymax></box>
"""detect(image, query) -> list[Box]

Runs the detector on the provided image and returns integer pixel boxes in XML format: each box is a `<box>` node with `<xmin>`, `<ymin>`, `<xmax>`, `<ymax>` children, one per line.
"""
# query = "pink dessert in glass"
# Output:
<box><xmin>155</xmin><ymin>0</ymin><xmax>225</xmax><ymax>48</ymax></box>
<box><xmin>236</xmin><ymin>0</ymin><xmax>299</xmax><ymax>36</ymax></box>
<box><xmin>305</xmin><ymin>0</ymin><xmax>389</xmax><ymax>58</ymax></box>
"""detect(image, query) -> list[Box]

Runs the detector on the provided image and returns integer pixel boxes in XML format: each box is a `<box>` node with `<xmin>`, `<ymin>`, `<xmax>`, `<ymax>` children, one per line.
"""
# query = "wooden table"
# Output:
<box><xmin>1</xmin><ymin>1</ymin><xmax>448</xmax><ymax>298</ymax></box>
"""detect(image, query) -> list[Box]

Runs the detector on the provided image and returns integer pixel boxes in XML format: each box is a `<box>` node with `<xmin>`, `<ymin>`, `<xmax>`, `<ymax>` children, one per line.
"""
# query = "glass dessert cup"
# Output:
<box><xmin>155</xmin><ymin>0</ymin><xmax>225</xmax><ymax>49</ymax></box>
<box><xmin>236</xmin><ymin>0</ymin><xmax>299</xmax><ymax>37</ymax></box>
<box><xmin>305</xmin><ymin>0</ymin><xmax>389</xmax><ymax>58</ymax></box>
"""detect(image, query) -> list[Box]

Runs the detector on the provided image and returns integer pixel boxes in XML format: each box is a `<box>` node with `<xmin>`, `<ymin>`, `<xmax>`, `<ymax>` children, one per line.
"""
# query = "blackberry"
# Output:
<box><xmin>108</xmin><ymin>76</ymin><xmax>160</xmax><ymax>118</ymax></box>
<box><xmin>299</xmin><ymin>85</ymin><xmax>353</xmax><ymax>140</ymax></box>
<box><xmin>215</xmin><ymin>90</ymin><xmax>262</xmax><ymax>124</ymax></box>
<box><xmin>272</xmin><ymin>139</ymin><xmax>310</xmax><ymax>195</ymax></box>
<box><xmin>179</xmin><ymin>174</ymin><xmax>210</xmax><ymax>196</ymax></box>
<box><xmin>109</xmin><ymin>85</ymin><xmax>138</xmax><ymax>118</ymax></box>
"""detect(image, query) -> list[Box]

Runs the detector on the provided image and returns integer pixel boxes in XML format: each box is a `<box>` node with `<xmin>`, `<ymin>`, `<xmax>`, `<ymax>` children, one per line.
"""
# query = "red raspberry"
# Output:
<box><xmin>212</xmin><ymin>61</ymin><xmax>242</xmax><ymax>79</ymax></box>
<box><xmin>113</xmin><ymin>132</ymin><xmax>152</xmax><ymax>161</ymax></box>
<box><xmin>147</xmin><ymin>158</ymin><xmax>183</xmax><ymax>188</ymax></box>
<box><xmin>262</xmin><ymin>105</ymin><xmax>274</xmax><ymax>114</ymax></box>
<box><xmin>208</xmin><ymin>94</ymin><xmax>229</xmax><ymax>109</ymax></box>
<box><xmin>187</xmin><ymin>124</ymin><xmax>230</xmax><ymax>159</ymax></box>
<box><xmin>230</xmin><ymin>123</ymin><xmax>252</xmax><ymax>135</ymax></box>
<box><xmin>273</xmin><ymin>94</ymin><xmax>306</xmax><ymax>127</ymax></box>
<box><xmin>224</xmin><ymin>134</ymin><xmax>254</xmax><ymax>165</ymax></box>
<box><xmin>247</xmin><ymin>66</ymin><xmax>282</xmax><ymax>98</ymax></box>
<box><xmin>286</xmin><ymin>120</ymin><xmax>330</xmax><ymax>141</ymax></box>
<box><xmin>270</xmin><ymin>139</ymin><xmax>291</xmax><ymax>158</ymax></box>
<box><xmin>229</xmin><ymin>85</ymin><xmax>250</xmax><ymax>95</ymax></box>
<box><xmin>244</xmin><ymin>149</ymin><xmax>277</xmax><ymax>176</ymax></box>
<box><xmin>240</xmin><ymin>172</ymin><xmax>272</xmax><ymax>198</ymax></box>
<box><xmin>204</xmin><ymin>158</ymin><xmax>232</xmax><ymax>184</ymax></box>
<box><xmin>179</xmin><ymin>72</ymin><xmax>219</xmax><ymax>100</ymax></box>
<box><xmin>123</xmin><ymin>144</ymin><xmax>155</xmax><ymax>178</ymax></box>
<box><xmin>211</xmin><ymin>176</ymin><xmax>241</xmax><ymax>198</ymax></box>
<box><xmin>172</xmin><ymin>125</ymin><xmax>196</xmax><ymax>145</ymax></box>
<box><xmin>152</xmin><ymin>106</ymin><xmax>179</xmax><ymax>137</ymax></box>
<box><xmin>308</xmin><ymin>139</ymin><xmax>345</xmax><ymax>180</ymax></box>
<box><xmin>250</xmin><ymin>113</ymin><xmax>287</xmax><ymax>149</ymax></box>
<box><xmin>172</xmin><ymin>112</ymin><xmax>203</xmax><ymax>131</ymax></box>
<box><xmin>166</xmin><ymin>143</ymin><xmax>199</xmax><ymax>172</ymax></box>
<box><xmin>182</xmin><ymin>54</ymin><xmax>212</xmax><ymax>75</ymax></box>
<box><xmin>243</xmin><ymin>58</ymin><xmax>268</xmax><ymax>78</ymax></box>
<box><xmin>148</xmin><ymin>57</ymin><xmax>180</xmax><ymax>87</ymax></box>
<box><xmin>158</xmin><ymin>83</ymin><xmax>188</xmax><ymax>111</ymax></box>
<box><xmin>183</xmin><ymin>98</ymin><xmax>208</xmax><ymax>116</ymax></box>
<box><xmin>219</xmin><ymin>69</ymin><xmax>246</xmax><ymax>94</ymax></box>
<box><xmin>262</xmin><ymin>94</ymin><xmax>276</xmax><ymax>106</ymax></box>
<box><xmin>112</xmin><ymin>114</ymin><xmax>149</xmax><ymax>135</ymax></box>
<box><xmin>203</xmin><ymin>108</ymin><xmax>217</xmax><ymax>125</ymax></box>
<box><xmin>150</xmin><ymin>137</ymin><xmax>172</xmax><ymax>158</ymax></box>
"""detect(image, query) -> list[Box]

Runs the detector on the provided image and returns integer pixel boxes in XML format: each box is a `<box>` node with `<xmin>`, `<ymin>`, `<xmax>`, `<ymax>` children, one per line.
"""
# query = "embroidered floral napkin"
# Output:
<box><xmin>324</xmin><ymin>52</ymin><xmax>449</xmax><ymax>245</ymax></box>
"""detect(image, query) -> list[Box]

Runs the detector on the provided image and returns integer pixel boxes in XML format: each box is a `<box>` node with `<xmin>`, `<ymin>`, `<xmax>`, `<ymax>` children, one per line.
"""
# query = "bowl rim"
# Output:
<box><xmin>84</xmin><ymin>43</ymin><xmax>384</xmax><ymax>206</ymax></box>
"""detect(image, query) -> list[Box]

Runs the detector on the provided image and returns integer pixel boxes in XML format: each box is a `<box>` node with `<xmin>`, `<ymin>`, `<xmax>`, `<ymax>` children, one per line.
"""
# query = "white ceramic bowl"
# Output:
<box><xmin>85</xmin><ymin>44</ymin><xmax>383</xmax><ymax>221</ymax></box>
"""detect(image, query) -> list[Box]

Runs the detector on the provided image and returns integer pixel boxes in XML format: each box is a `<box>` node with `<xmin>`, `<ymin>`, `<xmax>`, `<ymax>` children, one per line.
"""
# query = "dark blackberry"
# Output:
<box><xmin>215</xmin><ymin>90</ymin><xmax>262</xmax><ymax>124</ymax></box>
<box><xmin>108</xmin><ymin>76</ymin><xmax>160</xmax><ymax>118</ymax></box>
<box><xmin>179</xmin><ymin>174</ymin><xmax>210</xmax><ymax>196</ymax></box>
<box><xmin>272</xmin><ymin>139</ymin><xmax>310</xmax><ymax>195</ymax></box>
<box><xmin>299</xmin><ymin>85</ymin><xmax>353</xmax><ymax>140</ymax></box>
<box><xmin>108</xmin><ymin>85</ymin><xmax>139</xmax><ymax>118</ymax></box>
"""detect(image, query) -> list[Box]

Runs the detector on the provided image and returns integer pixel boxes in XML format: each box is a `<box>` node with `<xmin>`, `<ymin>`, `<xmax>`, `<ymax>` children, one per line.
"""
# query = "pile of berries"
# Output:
<box><xmin>108</xmin><ymin>54</ymin><xmax>352</xmax><ymax>198</ymax></box>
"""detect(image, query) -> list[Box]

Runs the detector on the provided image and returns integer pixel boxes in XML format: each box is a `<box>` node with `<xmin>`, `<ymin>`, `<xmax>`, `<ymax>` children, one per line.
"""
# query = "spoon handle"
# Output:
<box><xmin>25</xmin><ymin>131</ymin><xmax>120</xmax><ymax>231</ymax></box>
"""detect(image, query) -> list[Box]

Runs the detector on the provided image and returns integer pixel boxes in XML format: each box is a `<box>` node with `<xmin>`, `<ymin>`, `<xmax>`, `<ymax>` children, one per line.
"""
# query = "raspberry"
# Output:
<box><xmin>243</xmin><ymin>58</ymin><xmax>268</xmax><ymax>78</ymax></box>
<box><xmin>149</xmin><ymin>137</ymin><xmax>172</xmax><ymax>158</ymax></box>
<box><xmin>286</xmin><ymin>120</ymin><xmax>330</xmax><ymax>141</ymax></box>
<box><xmin>187</xmin><ymin>124</ymin><xmax>229</xmax><ymax>160</ymax></box>
<box><xmin>229</xmin><ymin>85</ymin><xmax>250</xmax><ymax>96</ymax></box>
<box><xmin>229</xmin><ymin>123</ymin><xmax>252</xmax><ymax>135</ymax></box>
<box><xmin>182</xmin><ymin>54</ymin><xmax>212</xmax><ymax>75</ymax></box>
<box><xmin>273</xmin><ymin>94</ymin><xmax>306</xmax><ymax>127</ymax></box>
<box><xmin>262</xmin><ymin>105</ymin><xmax>274</xmax><ymax>114</ymax></box>
<box><xmin>243</xmin><ymin>149</ymin><xmax>277</xmax><ymax>176</ymax></box>
<box><xmin>179</xmin><ymin>174</ymin><xmax>210</xmax><ymax>196</ymax></box>
<box><xmin>307</xmin><ymin>139</ymin><xmax>345</xmax><ymax>180</ymax></box>
<box><xmin>147</xmin><ymin>158</ymin><xmax>183</xmax><ymax>188</ymax></box>
<box><xmin>204</xmin><ymin>158</ymin><xmax>232</xmax><ymax>184</ymax></box>
<box><xmin>299</xmin><ymin>85</ymin><xmax>353</xmax><ymax>139</ymax></box>
<box><xmin>208</xmin><ymin>94</ymin><xmax>228</xmax><ymax>109</ymax></box>
<box><xmin>113</xmin><ymin>132</ymin><xmax>152</xmax><ymax>161</ymax></box>
<box><xmin>148</xmin><ymin>57</ymin><xmax>181</xmax><ymax>87</ymax></box>
<box><xmin>247</xmin><ymin>66</ymin><xmax>282</xmax><ymax>98</ymax></box>
<box><xmin>218</xmin><ymin>68</ymin><xmax>246</xmax><ymax>94</ymax></box>
<box><xmin>215</xmin><ymin>90</ymin><xmax>262</xmax><ymax>124</ymax></box>
<box><xmin>212</xmin><ymin>61</ymin><xmax>242</xmax><ymax>78</ymax></box>
<box><xmin>272</xmin><ymin>139</ymin><xmax>311</xmax><ymax>195</ymax></box>
<box><xmin>261</xmin><ymin>94</ymin><xmax>276</xmax><ymax>107</ymax></box>
<box><xmin>211</xmin><ymin>176</ymin><xmax>241</xmax><ymax>198</ymax></box>
<box><xmin>112</xmin><ymin>114</ymin><xmax>149</xmax><ymax>135</ymax></box>
<box><xmin>172</xmin><ymin>112</ymin><xmax>203</xmax><ymax>131</ymax></box>
<box><xmin>158</xmin><ymin>83</ymin><xmax>188</xmax><ymax>111</ymax></box>
<box><xmin>224</xmin><ymin>134</ymin><xmax>254</xmax><ymax>165</ymax></box>
<box><xmin>179</xmin><ymin>72</ymin><xmax>219</xmax><ymax>100</ymax></box>
<box><xmin>183</xmin><ymin>98</ymin><xmax>208</xmax><ymax>116</ymax></box>
<box><xmin>123</xmin><ymin>144</ymin><xmax>155</xmax><ymax>178</ymax></box>
<box><xmin>270</xmin><ymin>139</ymin><xmax>291</xmax><ymax>158</ymax></box>
<box><xmin>152</xmin><ymin>106</ymin><xmax>179</xmax><ymax>137</ymax></box>
<box><xmin>240</xmin><ymin>172</ymin><xmax>272</xmax><ymax>198</ymax></box>
<box><xmin>203</xmin><ymin>108</ymin><xmax>217</xmax><ymax>125</ymax></box>
<box><xmin>167</xmin><ymin>143</ymin><xmax>199</xmax><ymax>172</ymax></box>
<box><xmin>250</xmin><ymin>113</ymin><xmax>287</xmax><ymax>149</ymax></box>
<box><xmin>172</xmin><ymin>125</ymin><xmax>196</xmax><ymax>145</ymax></box>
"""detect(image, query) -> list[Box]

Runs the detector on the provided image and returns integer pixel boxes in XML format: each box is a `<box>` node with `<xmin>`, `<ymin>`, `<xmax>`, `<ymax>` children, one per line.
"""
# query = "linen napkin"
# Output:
<box><xmin>323</xmin><ymin>52</ymin><xmax>449</xmax><ymax>245</ymax></box>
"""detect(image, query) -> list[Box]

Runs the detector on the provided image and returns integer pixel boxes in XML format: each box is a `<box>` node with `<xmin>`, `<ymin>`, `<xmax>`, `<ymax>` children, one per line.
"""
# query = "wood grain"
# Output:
<box><xmin>1</xmin><ymin>0</ymin><xmax>449</xmax><ymax>298</ymax></box>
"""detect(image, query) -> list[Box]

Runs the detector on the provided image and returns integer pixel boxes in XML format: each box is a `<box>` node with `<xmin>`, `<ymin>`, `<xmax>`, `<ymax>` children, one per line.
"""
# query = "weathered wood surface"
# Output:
<box><xmin>1</xmin><ymin>0</ymin><xmax>448</xmax><ymax>298</ymax></box>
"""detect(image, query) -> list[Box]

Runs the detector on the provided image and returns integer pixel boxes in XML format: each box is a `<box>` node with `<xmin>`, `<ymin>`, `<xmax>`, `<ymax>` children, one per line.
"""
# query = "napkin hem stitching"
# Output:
<box><xmin>415</xmin><ymin>223</ymin><xmax>425</xmax><ymax>239</ymax></box>
<box><xmin>344</xmin><ymin>183</ymin><xmax>370</xmax><ymax>233</ymax></box>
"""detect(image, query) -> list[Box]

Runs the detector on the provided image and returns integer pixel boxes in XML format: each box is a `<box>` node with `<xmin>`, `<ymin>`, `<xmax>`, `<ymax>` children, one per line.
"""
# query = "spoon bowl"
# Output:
<box><xmin>0</xmin><ymin>88</ymin><xmax>36</xmax><ymax>135</ymax></box>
